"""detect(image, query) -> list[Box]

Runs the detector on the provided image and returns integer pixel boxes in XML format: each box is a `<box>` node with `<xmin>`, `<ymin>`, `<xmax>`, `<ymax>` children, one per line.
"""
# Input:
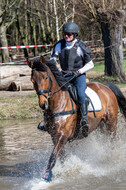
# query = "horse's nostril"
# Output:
<box><xmin>39</xmin><ymin>104</ymin><xmax>45</xmax><ymax>110</ymax></box>
<box><xmin>44</xmin><ymin>101</ymin><xmax>48</xmax><ymax>109</ymax></box>
<box><xmin>39</xmin><ymin>101</ymin><xmax>48</xmax><ymax>110</ymax></box>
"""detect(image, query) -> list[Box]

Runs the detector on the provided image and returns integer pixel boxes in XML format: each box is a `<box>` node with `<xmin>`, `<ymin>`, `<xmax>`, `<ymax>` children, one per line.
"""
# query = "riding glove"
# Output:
<box><xmin>72</xmin><ymin>71</ymin><xmax>80</xmax><ymax>78</ymax></box>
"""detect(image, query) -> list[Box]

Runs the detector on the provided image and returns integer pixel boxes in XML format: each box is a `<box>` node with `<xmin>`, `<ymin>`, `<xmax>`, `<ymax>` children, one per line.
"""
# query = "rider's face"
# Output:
<box><xmin>64</xmin><ymin>33</ymin><xmax>74</xmax><ymax>42</ymax></box>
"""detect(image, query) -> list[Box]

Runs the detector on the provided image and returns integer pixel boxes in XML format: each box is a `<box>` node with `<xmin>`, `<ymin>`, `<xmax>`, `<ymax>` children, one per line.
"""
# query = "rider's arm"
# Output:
<box><xmin>78</xmin><ymin>60</ymin><xmax>94</xmax><ymax>74</ymax></box>
<box><xmin>50</xmin><ymin>43</ymin><xmax>61</xmax><ymax>61</ymax></box>
<box><xmin>77</xmin><ymin>45</ymin><xmax>94</xmax><ymax>74</ymax></box>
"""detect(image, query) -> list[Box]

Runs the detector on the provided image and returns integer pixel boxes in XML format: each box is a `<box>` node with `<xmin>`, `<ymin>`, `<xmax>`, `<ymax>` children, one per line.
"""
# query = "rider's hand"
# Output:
<box><xmin>72</xmin><ymin>71</ymin><xmax>80</xmax><ymax>78</ymax></box>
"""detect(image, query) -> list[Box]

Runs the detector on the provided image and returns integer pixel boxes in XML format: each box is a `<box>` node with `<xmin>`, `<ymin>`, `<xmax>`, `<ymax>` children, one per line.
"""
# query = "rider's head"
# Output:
<box><xmin>62</xmin><ymin>22</ymin><xmax>79</xmax><ymax>42</ymax></box>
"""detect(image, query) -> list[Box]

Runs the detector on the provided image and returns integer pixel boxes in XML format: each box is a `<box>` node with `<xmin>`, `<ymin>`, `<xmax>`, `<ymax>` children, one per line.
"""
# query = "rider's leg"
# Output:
<box><xmin>74</xmin><ymin>74</ymin><xmax>89</xmax><ymax>137</ymax></box>
<box><xmin>64</xmin><ymin>75</ymin><xmax>78</xmax><ymax>104</ymax></box>
<box><xmin>79</xmin><ymin>101</ymin><xmax>89</xmax><ymax>137</ymax></box>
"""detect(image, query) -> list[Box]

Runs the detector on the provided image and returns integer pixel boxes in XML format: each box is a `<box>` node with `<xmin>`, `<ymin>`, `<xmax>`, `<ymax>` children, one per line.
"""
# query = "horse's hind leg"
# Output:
<box><xmin>106</xmin><ymin>113</ymin><xmax>118</xmax><ymax>138</ymax></box>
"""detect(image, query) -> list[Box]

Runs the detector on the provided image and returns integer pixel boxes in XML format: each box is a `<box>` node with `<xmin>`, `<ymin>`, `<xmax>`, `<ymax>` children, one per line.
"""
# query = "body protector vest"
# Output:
<box><xmin>52</xmin><ymin>39</ymin><xmax>91</xmax><ymax>72</ymax></box>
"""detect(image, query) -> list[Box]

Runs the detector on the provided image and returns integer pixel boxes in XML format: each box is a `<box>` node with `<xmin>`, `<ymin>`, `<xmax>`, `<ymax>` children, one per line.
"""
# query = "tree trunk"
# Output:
<box><xmin>98</xmin><ymin>8</ymin><xmax>126</xmax><ymax>81</ymax></box>
<box><xmin>16</xmin><ymin>14</ymin><xmax>29</xmax><ymax>58</ymax></box>
<box><xmin>72</xmin><ymin>0</ymin><xmax>75</xmax><ymax>22</ymax></box>
<box><xmin>62</xmin><ymin>0</ymin><xmax>68</xmax><ymax>22</ymax></box>
<box><xmin>0</xmin><ymin>25</ymin><xmax>10</xmax><ymax>63</ymax></box>
<box><xmin>25</xmin><ymin>0</ymin><xmax>28</xmax><ymax>45</ymax></box>
<box><xmin>53</xmin><ymin>0</ymin><xmax>59</xmax><ymax>41</ymax></box>
<box><xmin>46</xmin><ymin>1</ymin><xmax>53</xmax><ymax>43</ymax></box>
<box><xmin>38</xmin><ymin>12</ymin><xmax>46</xmax><ymax>43</ymax></box>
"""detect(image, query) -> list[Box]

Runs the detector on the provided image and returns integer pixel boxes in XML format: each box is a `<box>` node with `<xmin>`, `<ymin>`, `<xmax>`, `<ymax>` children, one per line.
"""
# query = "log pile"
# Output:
<box><xmin>0</xmin><ymin>65</ymin><xmax>33</xmax><ymax>91</ymax></box>
<box><xmin>0</xmin><ymin>64</ymin><xmax>90</xmax><ymax>91</ymax></box>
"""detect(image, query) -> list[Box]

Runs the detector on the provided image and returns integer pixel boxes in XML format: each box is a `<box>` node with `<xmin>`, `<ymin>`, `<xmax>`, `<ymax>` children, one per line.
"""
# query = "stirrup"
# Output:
<box><xmin>37</xmin><ymin>121</ymin><xmax>46</xmax><ymax>131</ymax></box>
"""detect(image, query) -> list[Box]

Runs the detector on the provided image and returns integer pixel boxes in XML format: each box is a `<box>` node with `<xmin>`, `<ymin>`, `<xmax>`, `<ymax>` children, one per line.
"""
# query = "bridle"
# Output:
<box><xmin>32</xmin><ymin>67</ymin><xmax>77</xmax><ymax>117</ymax></box>
<box><xmin>32</xmin><ymin>68</ymin><xmax>73</xmax><ymax>99</ymax></box>
<box><xmin>32</xmin><ymin>68</ymin><xmax>53</xmax><ymax>100</ymax></box>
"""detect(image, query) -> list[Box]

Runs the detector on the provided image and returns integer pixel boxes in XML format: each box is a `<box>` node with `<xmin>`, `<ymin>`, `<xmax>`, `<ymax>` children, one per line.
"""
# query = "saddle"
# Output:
<box><xmin>68</xmin><ymin>85</ymin><xmax>102</xmax><ymax>113</ymax></box>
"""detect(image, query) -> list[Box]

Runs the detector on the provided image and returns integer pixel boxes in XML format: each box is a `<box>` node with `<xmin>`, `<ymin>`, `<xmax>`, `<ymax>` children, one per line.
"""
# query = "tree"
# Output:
<box><xmin>97</xmin><ymin>8</ymin><xmax>126</xmax><ymax>81</ymax></box>
<box><xmin>0</xmin><ymin>0</ymin><xmax>24</xmax><ymax>62</ymax></box>
<box><xmin>79</xmin><ymin>0</ymin><xmax>126</xmax><ymax>81</ymax></box>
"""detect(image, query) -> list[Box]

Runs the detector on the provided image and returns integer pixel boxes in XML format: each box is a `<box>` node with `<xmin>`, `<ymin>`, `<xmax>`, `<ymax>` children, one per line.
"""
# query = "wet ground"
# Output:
<box><xmin>0</xmin><ymin>113</ymin><xmax>126</xmax><ymax>190</ymax></box>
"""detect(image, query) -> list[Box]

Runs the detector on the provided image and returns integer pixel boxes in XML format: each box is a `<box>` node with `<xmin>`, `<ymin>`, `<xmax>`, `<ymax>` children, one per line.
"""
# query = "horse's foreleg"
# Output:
<box><xmin>44</xmin><ymin>132</ymin><xmax>67</xmax><ymax>182</ymax></box>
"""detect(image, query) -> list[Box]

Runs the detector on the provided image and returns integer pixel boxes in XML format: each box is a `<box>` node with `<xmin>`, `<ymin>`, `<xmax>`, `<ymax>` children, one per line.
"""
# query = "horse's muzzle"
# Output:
<box><xmin>39</xmin><ymin>101</ymin><xmax>48</xmax><ymax>110</ymax></box>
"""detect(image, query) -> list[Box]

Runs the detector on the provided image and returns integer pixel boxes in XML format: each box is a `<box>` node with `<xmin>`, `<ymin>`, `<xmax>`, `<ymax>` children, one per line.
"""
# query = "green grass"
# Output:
<box><xmin>88</xmin><ymin>57</ymin><xmax>126</xmax><ymax>88</ymax></box>
<box><xmin>0</xmin><ymin>95</ymin><xmax>42</xmax><ymax>120</ymax></box>
<box><xmin>26</xmin><ymin>93</ymin><xmax>37</xmax><ymax>98</ymax></box>
<box><xmin>92</xmin><ymin>62</ymin><xmax>104</xmax><ymax>73</ymax></box>
<box><xmin>92</xmin><ymin>57</ymin><xmax>126</xmax><ymax>73</ymax></box>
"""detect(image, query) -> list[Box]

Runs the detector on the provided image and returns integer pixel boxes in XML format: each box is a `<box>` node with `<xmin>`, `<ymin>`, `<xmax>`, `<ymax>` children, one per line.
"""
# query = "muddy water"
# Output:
<box><xmin>0</xmin><ymin>115</ymin><xmax>126</xmax><ymax>190</ymax></box>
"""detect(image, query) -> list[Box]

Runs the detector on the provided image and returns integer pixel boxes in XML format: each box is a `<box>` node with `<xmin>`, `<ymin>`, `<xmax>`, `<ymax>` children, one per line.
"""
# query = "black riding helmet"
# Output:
<box><xmin>62</xmin><ymin>22</ymin><xmax>79</xmax><ymax>35</ymax></box>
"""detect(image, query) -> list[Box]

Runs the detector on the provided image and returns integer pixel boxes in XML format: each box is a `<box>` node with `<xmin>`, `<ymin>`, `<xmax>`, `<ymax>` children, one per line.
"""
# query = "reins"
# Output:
<box><xmin>32</xmin><ymin>67</ymin><xmax>75</xmax><ymax>98</ymax></box>
<box><xmin>50</xmin><ymin>75</ymin><xmax>76</xmax><ymax>97</ymax></box>
<box><xmin>32</xmin><ymin>67</ymin><xmax>77</xmax><ymax>118</ymax></box>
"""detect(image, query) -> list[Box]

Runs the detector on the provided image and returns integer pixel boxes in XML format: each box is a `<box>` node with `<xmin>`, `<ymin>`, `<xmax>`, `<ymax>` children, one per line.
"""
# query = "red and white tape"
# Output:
<box><xmin>0</xmin><ymin>40</ymin><xmax>100</xmax><ymax>50</ymax></box>
<box><xmin>0</xmin><ymin>61</ymin><xmax>26</xmax><ymax>65</ymax></box>
<box><xmin>0</xmin><ymin>44</ymin><xmax>54</xmax><ymax>49</ymax></box>
<box><xmin>0</xmin><ymin>39</ymin><xmax>125</xmax><ymax>65</ymax></box>
<box><xmin>0</xmin><ymin>51</ymin><xmax>52</xmax><ymax>65</ymax></box>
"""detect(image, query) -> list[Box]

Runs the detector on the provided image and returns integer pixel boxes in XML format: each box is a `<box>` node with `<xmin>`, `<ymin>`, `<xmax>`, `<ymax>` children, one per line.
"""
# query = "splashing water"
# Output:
<box><xmin>25</xmin><ymin>121</ymin><xmax>126</xmax><ymax>190</ymax></box>
<box><xmin>1</xmin><ymin>118</ymin><xmax>126</xmax><ymax>190</ymax></box>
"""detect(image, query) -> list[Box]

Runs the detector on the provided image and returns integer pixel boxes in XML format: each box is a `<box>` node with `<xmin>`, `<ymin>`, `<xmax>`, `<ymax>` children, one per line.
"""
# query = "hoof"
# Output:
<box><xmin>44</xmin><ymin>169</ymin><xmax>52</xmax><ymax>182</ymax></box>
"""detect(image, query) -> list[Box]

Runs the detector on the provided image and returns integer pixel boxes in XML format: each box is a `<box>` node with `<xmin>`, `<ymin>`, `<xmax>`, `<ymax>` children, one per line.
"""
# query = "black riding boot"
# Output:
<box><xmin>80</xmin><ymin>102</ymin><xmax>89</xmax><ymax>137</ymax></box>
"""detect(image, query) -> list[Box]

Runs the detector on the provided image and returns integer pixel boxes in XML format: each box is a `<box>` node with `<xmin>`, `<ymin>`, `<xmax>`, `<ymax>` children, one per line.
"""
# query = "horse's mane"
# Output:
<box><xmin>46</xmin><ymin>59</ymin><xmax>68</xmax><ymax>89</ymax></box>
<box><xmin>32</xmin><ymin>57</ymin><xmax>68</xmax><ymax>90</ymax></box>
<box><xmin>32</xmin><ymin>57</ymin><xmax>48</xmax><ymax>72</ymax></box>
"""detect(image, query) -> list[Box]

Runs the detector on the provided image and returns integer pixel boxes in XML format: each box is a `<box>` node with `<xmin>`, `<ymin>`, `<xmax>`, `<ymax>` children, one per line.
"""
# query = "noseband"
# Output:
<box><xmin>32</xmin><ymin>68</ymin><xmax>52</xmax><ymax>99</ymax></box>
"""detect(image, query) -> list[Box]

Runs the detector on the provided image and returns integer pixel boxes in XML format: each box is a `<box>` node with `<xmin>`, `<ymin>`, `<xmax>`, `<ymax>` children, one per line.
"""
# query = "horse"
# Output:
<box><xmin>27</xmin><ymin>56</ymin><xmax>126</xmax><ymax>182</ymax></box>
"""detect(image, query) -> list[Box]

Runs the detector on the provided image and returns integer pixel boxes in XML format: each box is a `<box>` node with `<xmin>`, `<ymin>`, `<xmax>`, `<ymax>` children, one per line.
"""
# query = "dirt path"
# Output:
<box><xmin>0</xmin><ymin>87</ymin><xmax>126</xmax><ymax>98</ymax></box>
<box><xmin>0</xmin><ymin>90</ymin><xmax>35</xmax><ymax>97</ymax></box>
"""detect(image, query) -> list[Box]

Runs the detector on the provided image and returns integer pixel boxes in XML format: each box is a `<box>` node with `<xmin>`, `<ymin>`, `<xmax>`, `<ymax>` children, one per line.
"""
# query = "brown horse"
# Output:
<box><xmin>27</xmin><ymin>56</ymin><xmax>126</xmax><ymax>182</ymax></box>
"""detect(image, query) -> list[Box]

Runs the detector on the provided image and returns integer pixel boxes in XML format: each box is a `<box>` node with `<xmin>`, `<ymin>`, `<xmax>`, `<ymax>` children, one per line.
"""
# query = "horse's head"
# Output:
<box><xmin>27</xmin><ymin>56</ymin><xmax>52</xmax><ymax>110</ymax></box>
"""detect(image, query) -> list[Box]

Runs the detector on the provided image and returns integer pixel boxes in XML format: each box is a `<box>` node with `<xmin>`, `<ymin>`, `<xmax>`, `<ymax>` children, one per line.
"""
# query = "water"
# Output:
<box><xmin>0</xmin><ymin>116</ymin><xmax>126</xmax><ymax>190</ymax></box>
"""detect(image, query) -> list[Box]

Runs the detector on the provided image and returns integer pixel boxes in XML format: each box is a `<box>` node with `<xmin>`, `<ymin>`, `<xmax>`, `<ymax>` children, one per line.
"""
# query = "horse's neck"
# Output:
<box><xmin>50</xmin><ymin>87</ymin><xmax>69</xmax><ymax>112</ymax></box>
<box><xmin>50</xmin><ymin>84</ymin><xmax>69</xmax><ymax>112</ymax></box>
<box><xmin>48</xmin><ymin>70</ymin><xmax>70</xmax><ymax>112</ymax></box>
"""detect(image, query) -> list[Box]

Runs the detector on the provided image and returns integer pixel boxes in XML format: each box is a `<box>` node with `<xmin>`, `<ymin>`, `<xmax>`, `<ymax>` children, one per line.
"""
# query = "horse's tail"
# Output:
<box><xmin>105</xmin><ymin>83</ymin><xmax>126</xmax><ymax>119</ymax></box>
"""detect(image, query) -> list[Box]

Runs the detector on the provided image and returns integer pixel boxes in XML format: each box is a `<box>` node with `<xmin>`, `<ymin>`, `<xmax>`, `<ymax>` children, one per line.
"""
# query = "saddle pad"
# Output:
<box><xmin>85</xmin><ymin>87</ymin><xmax>102</xmax><ymax>112</ymax></box>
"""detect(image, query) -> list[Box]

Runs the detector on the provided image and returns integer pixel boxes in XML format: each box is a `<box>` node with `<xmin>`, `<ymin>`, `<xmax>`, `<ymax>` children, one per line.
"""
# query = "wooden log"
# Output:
<box><xmin>0</xmin><ymin>65</ymin><xmax>33</xmax><ymax>91</ymax></box>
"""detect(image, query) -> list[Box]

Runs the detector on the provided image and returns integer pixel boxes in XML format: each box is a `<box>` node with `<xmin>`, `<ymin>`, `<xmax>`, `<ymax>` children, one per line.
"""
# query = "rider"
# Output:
<box><xmin>39</xmin><ymin>22</ymin><xmax>94</xmax><ymax>137</ymax></box>
<box><xmin>50</xmin><ymin>22</ymin><xmax>94</xmax><ymax>137</ymax></box>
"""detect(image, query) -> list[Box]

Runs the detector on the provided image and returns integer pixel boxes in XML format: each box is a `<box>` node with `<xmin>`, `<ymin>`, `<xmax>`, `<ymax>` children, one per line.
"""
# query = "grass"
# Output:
<box><xmin>0</xmin><ymin>94</ymin><xmax>43</xmax><ymax>120</ymax></box>
<box><xmin>93</xmin><ymin>57</ymin><xmax>126</xmax><ymax>73</ymax></box>
<box><xmin>88</xmin><ymin>57</ymin><xmax>126</xmax><ymax>88</ymax></box>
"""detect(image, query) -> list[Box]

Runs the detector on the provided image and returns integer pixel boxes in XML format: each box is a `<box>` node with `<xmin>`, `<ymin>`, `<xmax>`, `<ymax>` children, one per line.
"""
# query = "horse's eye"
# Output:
<box><xmin>45</xmin><ymin>76</ymin><xmax>48</xmax><ymax>80</ymax></box>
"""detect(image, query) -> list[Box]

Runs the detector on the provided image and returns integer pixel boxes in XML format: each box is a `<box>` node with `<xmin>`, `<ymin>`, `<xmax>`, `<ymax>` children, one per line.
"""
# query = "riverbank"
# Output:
<box><xmin>0</xmin><ymin>87</ymin><xmax>126</xmax><ymax>120</ymax></box>
<box><xmin>0</xmin><ymin>90</ymin><xmax>43</xmax><ymax>120</ymax></box>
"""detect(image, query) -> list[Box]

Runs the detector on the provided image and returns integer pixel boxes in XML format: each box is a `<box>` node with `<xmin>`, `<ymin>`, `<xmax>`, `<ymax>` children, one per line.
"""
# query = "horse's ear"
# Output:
<box><xmin>27</xmin><ymin>58</ymin><xmax>33</xmax><ymax>68</ymax></box>
<box><xmin>40</xmin><ymin>56</ymin><xmax>46</xmax><ymax>64</ymax></box>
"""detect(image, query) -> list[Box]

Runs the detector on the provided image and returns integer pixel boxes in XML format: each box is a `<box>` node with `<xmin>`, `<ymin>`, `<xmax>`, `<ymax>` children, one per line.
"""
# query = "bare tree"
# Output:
<box><xmin>0</xmin><ymin>0</ymin><xmax>24</xmax><ymax>62</ymax></box>
<box><xmin>79</xmin><ymin>0</ymin><xmax>126</xmax><ymax>81</ymax></box>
